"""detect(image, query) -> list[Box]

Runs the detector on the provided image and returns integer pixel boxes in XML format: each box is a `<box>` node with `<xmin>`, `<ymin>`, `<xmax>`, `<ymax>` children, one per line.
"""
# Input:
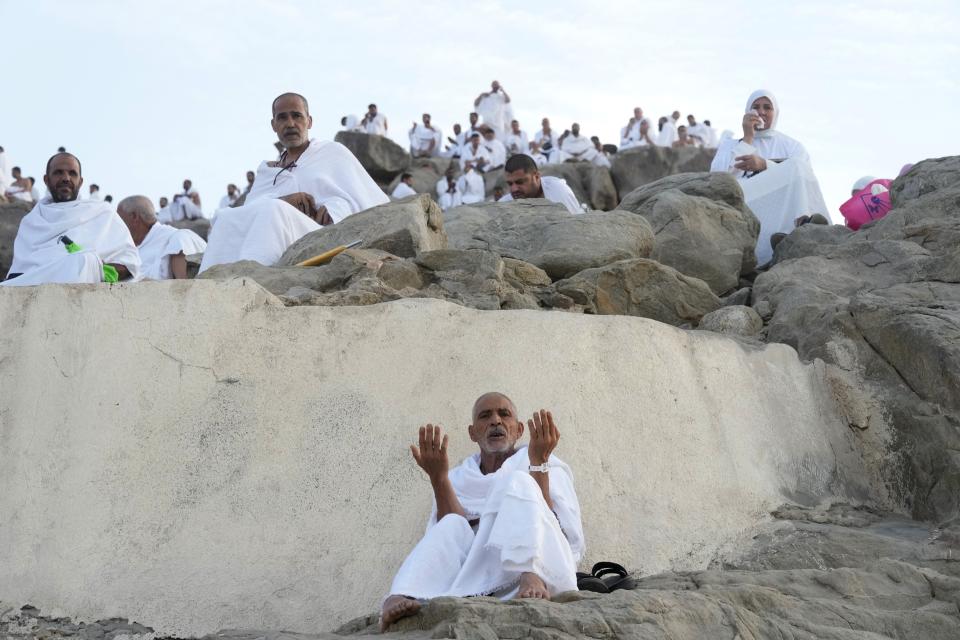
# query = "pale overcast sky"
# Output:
<box><xmin>1</xmin><ymin>0</ymin><xmax>957</xmax><ymax>216</ymax></box>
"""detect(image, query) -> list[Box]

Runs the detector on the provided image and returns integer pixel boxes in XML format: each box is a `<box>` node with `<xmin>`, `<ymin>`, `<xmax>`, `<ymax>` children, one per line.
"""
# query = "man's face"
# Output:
<box><xmin>672</xmin><ymin>111</ymin><xmax>680</xmax><ymax>120</ymax></box>
<box><xmin>633</xmin><ymin>107</ymin><xmax>642</xmax><ymax>120</ymax></box>
<box><xmin>511</xmin><ymin>120</ymin><xmax>520</xmax><ymax>134</ymax></box>
<box><xmin>505</xmin><ymin>168</ymin><xmax>542</xmax><ymax>199</ymax></box>
<box><xmin>469</xmin><ymin>113</ymin><xmax>478</xmax><ymax>126</ymax></box>
<box><xmin>468</xmin><ymin>394</ymin><xmax>524</xmax><ymax>455</ymax></box>
<box><xmin>246</xmin><ymin>171</ymin><xmax>255</xmax><ymax>184</ymax></box>
<box><xmin>227</xmin><ymin>184</ymin><xmax>236</xmax><ymax>195</ymax></box>
<box><xmin>12</xmin><ymin>168</ymin><xmax>20</xmax><ymax>179</ymax></box>
<box><xmin>687</xmin><ymin>115</ymin><xmax>695</xmax><ymax>125</ymax></box>
<box><xmin>542</xmin><ymin>118</ymin><xmax>550</xmax><ymax>128</ymax></box>
<box><xmin>422</xmin><ymin>114</ymin><xmax>431</xmax><ymax>126</ymax></box>
<box><xmin>272</xmin><ymin>94</ymin><xmax>313</xmax><ymax>150</ymax></box>
<box><xmin>470</xmin><ymin>136</ymin><xmax>480</xmax><ymax>149</ymax></box>
<box><xmin>183</xmin><ymin>179</ymin><xmax>192</xmax><ymax>191</ymax></box>
<box><xmin>678</xmin><ymin>126</ymin><xmax>688</xmax><ymax>140</ymax></box>
<box><xmin>571</xmin><ymin>123</ymin><xmax>580</xmax><ymax>136</ymax></box>
<box><xmin>160</xmin><ymin>197</ymin><xmax>168</xmax><ymax>208</ymax></box>
<box><xmin>491</xmin><ymin>80</ymin><xmax>500</xmax><ymax>92</ymax></box>
<box><xmin>44</xmin><ymin>155</ymin><xmax>82</xmax><ymax>203</ymax></box>
<box><xmin>453</xmin><ymin>124</ymin><xmax>462</xmax><ymax>134</ymax></box>
<box><xmin>483</xmin><ymin>130</ymin><xmax>495</xmax><ymax>141</ymax></box>
<box><xmin>368</xmin><ymin>105</ymin><xmax>377</xmax><ymax>117</ymax></box>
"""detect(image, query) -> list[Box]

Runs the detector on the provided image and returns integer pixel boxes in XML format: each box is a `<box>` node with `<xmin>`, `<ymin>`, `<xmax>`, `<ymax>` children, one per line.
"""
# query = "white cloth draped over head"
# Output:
<box><xmin>2</xmin><ymin>197</ymin><xmax>141</xmax><ymax>286</ymax></box>
<box><xmin>199</xmin><ymin>139</ymin><xmax>388</xmax><ymax>272</ymax></box>
<box><xmin>137</xmin><ymin>223</ymin><xmax>207</xmax><ymax>280</ymax></box>
<box><xmin>709</xmin><ymin>89</ymin><xmax>828</xmax><ymax>265</ymax></box>
<box><xmin>499</xmin><ymin>176</ymin><xmax>582</xmax><ymax>214</ymax></box>
<box><xmin>475</xmin><ymin>92</ymin><xmax>514</xmax><ymax>138</ymax></box>
<box><xmin>388</xmin><ymin>446</ymin><xmax>584</xmax><ymax>600</ymax></box>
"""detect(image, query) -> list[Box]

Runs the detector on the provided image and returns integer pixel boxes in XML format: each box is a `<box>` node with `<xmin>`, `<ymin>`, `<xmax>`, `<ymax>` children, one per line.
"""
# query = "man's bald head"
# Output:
<box><xmin>117</xmin><ymin>195</ymin><xmax>156</xmax><ymax>224</ymax></box>
<box><xmin>272</xmin><ymin>92</ymin><xmax>309</xmax><ymax>117</ymax></box>
<box><xmin>472</xmin><ymin>392</ymin><xmax>517</xmax><ymax>422</ymax></box>
<box><xmin>45</xmin><ymin>152</ymin><xmax>82</xmax><ymax>178</ymax></box>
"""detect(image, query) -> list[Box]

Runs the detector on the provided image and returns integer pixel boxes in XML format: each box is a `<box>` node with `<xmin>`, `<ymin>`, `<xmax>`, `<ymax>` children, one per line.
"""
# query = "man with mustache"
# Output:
<box><xmin>380</xmin><ymin>392</ymin><xmax>584</xmax><ymax>631</ymax></box>
<box><xmin>200</xmin><ymin>92</ymin><xmax>388</xmax><ymax>272</ymax></box>
<box><xmin>2</xmin><ymin>152</ymin><xmax>140</xmax><ymax>285</ymax></box>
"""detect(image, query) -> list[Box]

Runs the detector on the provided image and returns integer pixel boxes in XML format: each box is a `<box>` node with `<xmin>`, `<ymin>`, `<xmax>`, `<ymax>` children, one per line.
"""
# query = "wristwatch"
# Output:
<box><xmin>528</xmin><ymin>463</ymin><xmax>550</xmax><ymax>473</ymax></box>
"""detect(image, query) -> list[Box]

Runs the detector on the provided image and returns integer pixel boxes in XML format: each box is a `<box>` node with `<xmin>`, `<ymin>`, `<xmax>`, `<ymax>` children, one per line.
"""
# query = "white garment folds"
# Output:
<box><xmin>710</xmin><ymin>89</ymin><xmax>828</xmax><ymax>265</ymax></box>
<box><xmin>457</xmin><ymin>169</ymin><xmax>485</xmax><ymax>204</ymax></box>
<box><xmin>389</xmin><ymin>446</ymin><xmax>584</xmax><ymax>600</ymax></box>
<box><xmin>199</xmin><ymin>139</ymin><xmax>388</xmax><ymax>272</ymax></box>
<box><xmin>436</xmin><ymin>178</ymin><xmax>462</xmax><ymax>211</ymax></box>
<box><xmin>3</xmin><ymin>197</ymin><xmax>140</xmax><ymax>286</ymax></box>
<box><xmin>391</xmin><ymin>182</ymin><xmax>417</xmax><ymax>199</ymax></box>
<box><xmin>475</xmin><ymin>92</ymin><xmax>514</xmax><ymax>139</ymax></box>
<box><xmin>137</xmin><ymin>223</ymin><xmax>207</xmax><ymax>280</ymax></box>
<box><xmin>499</xmin><ymin>176</ymin><xmax>582</xmax><ymax>214</ymax></box>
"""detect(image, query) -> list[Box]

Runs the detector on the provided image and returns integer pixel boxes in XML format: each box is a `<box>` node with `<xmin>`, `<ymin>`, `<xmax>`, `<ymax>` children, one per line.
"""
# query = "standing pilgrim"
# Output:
<box><xmin>361</xmin><ymin>103</ymin><xmax>388</xmax><ymax>136</ymax></box>
<box><xmin>410</xmin><ymin>114</ymin><xmax>441</xmax><ymax>158</ymax></box>
<box><xmin>710</xmin><ymin>89</ymin><xmax>828</xmax><ymax>265</ymax></box>
<box><xmin>200</xmin><ymin>93</ymin><xmax>388</xmax><ymax>272</ymax></box>
<box><xmin>2</xmin><ymin>152</ymin><xmax>140</xmax><ymax>285</ymax></box>
<box><xmin>474</xmin><ymin>81</ymin><xmax>514</xmax><ymax>139</ymax></box>
<box><xmin>117</xmin><ymin>195</ymin><xmax>206</xmax><ymax>280</ymax></box>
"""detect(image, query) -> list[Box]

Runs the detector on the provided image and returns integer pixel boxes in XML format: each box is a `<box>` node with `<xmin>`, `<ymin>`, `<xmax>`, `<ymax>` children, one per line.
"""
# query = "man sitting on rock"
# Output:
<box><xmin>435</xmin><ymin>167</ymin><xmax>462</xmax><ymax>211</ymax></box>
<box><xmin>481</xmin><ymin>127</ymin><xmax>507</xmax><ymax>172</ymax></box>
<box><xmin>391</xmin><ymin>173</ymin><xmax>417</xmax><ymax>199</ymax></box>
<box><xmin>457</xmin><ymin>161</ymin><xmax>485</xmax><ymax>204</ymax></box>
<box><xmin>459</xmin><ymin>132</ymin><xmax>490</xmax><ymax>172</ymax></box>
<box><xmin>554</xmin><ymin>123</ymin><xmax>598</xmax><ymax>163</ymax></box>
<box><xmin>117</xmin><ymin>195</ymin><xmax>206</xmax><ymax>280</ymax></box>
<box><xmin>199</xmin><ymin>92</ymin><xmax>388</xmax><ymax>272</ymax></box>
<box><xmin>498</xmin><ymin>154</ymin><xmax>582</xmax><ymax>214</ymax></box>
<box><xmin>3</xmin><ymin>152</ymin><xmax>140</xmax><ymax>285</ymax></box>
<box><xmin>380</xmin><ymin>392</ymin><xmax>584</xmax><ymax>631</ymax></box>
<box><xmin>4</xmin><ymin>166</ymin><xmax>34</xmax><ymax>202</ymax></box>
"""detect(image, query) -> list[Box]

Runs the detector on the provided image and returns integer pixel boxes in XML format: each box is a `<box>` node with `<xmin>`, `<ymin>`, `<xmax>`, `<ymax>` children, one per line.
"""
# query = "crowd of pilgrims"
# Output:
<box><xmin>0</xmin><ymin>82</ymin><xmax>899</xmax><ymax>286</ymax></box>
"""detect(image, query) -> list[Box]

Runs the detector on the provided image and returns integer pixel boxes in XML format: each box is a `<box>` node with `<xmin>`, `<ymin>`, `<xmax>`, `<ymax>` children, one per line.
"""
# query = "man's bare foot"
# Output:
<box><xmin>379</xmin><ymin>595</ymin><xmax>421</xmax><ymax>632</ymax></box>
<box><xmin>517</xmin><ymin>572</ymin><xmax>550</xmax><ymax>599</ymax></box>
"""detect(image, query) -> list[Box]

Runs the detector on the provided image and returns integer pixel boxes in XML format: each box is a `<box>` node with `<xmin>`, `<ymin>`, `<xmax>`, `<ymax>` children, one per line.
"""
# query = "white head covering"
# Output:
<box><xmin>745</xmin><ymin>89</ymin><xmax>779</xmax><ymax>138</ymax></box>
<box><xmin>852</xmin><ymin>175</ymin><xmax>877</xmax><ymax>193</ymax></box>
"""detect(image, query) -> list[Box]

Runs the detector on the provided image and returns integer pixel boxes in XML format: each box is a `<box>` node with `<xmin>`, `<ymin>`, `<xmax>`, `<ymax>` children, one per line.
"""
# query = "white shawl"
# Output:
<box><xmin>429</xmin><ymin>445</ymin><xmax>585</xmax><ymax>563</ymax></box>
<box><xmin>3</xmin><ymin>197</ymin><xmax>140</xmax><ymax>284</ymax></box>
<box><xmin>137</xmin><ymin>223</ymin><xmax>207</xmax><ymax>280</ymax></box>
<box><xmin>499</xmin><ymin>176</ymin><xmax>582</xmax><ymax>214</ymax></box>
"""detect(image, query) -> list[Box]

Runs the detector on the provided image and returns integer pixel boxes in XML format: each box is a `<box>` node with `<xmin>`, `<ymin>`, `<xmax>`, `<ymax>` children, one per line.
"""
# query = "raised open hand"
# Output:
<box><xmin>410</xmin><ymin>424</ymin><xmax>449</xmax><ymax>482</ymax></box>
<box><xmin>527</xmin><ymin>409</ymin><xmax>559</xmax><ymax>465</ymax></box>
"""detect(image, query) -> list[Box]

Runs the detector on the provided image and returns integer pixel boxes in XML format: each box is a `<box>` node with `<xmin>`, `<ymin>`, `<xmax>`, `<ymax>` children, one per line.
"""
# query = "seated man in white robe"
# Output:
<box><xmin>459</xmin><ymin>132</ymin><xmax>490</xmax><ymax>172</ymax></box>
<box><xmin>503</xmin><ymin>120</ymin><xmax>529</xmax><ymax>158</ymax></box>
<box><xmin>441</xmin><ymin>124</ymin><xmax>465</xmax><ymax>158</ymax></box>
<box><xmin>473</xmin><ymin>80</ymin><xmax>513</xmax><ymax>139</ymax></box>
<box><xmin>590</xmin><ymin>137</ymin><xmax>612</xmax><ymax>168</ymax></box>
<box><xmin>3</xmin><ymin>152</ymin><xmax>140</xmax><ymax>286</ymax></box>
<box><xmin>4</xmin><ymin>166</ymin><xmax>33</xmax><ymax>202</ymax></box>
<box><xmin>117</xmin><ymin>195</ymin><xmax>206</xmax><ymax>280</ymax></box>
<box><xmin>481</xmin><ymin>128</ymin><xmax>507</xmax><ymax>172</ymax></box>
<box><xmin>457</xmin><ymin>161</ymin><xmax>485</xmax><ymax>204</ymax></box>
<box><xmin>156</xmin><ymin>197</ymin><xmax>171</xmax><ymax>222</ymax></box>
<box><xmin>168</xmin><ymin>179</ymin><xmax>206</xmax><ymax>221</ymax></box>
<box><xmin>361</xmin><ymin>103</ymin><xmax>388</xmax><ymax>136</ymax></box>
<box><xmin>534</xmin><ymin>118</ymin><xmax>556</xmax><ymax>162</ymax></box>
<box><xmin>380</xmin><ymin>392</ymin><xmax>584</xmax><ymax>631</ymax></box>
<box><xmin>391</xmin><ymin>173</ymin><xmax>417</xmax><ymax>199</ymax></box>
<box><xmin>87</xmin><ymin>183</ymin><xmax>104</xmax><ymax>201</ymax></box>
<box><xmin>710</xmin><ymin>89</ymin><xmax>828</xmax><ymax>265</ymax></box>
<box><xmin>619</xmin><ymin>107</ymin><xmax>646</xmax><ymax>149</ymax></box>
<box><xmin>499</xmin><ymin>154</ymin><xmax>582</xmax><ymax>214</ymax></box>
<box><xmin>555</xmin><ymin>124</ymin><xmax>598</xmax><ymax>163</ymax></box>
<box><xmin>200</xmin><ymin>92</ymin><xmax>388</xmax><ymax>272</ymax></box>
<box><xmin>409</xmin><ymin>114</ymin><xmax>440</xmax><ymax>158</ymax></box>
<box><xmin>685</xmin><ymin>115</ymin><xmax>707</xmax><ymax>147</ymax></box>
<box><xmin>656</xmin><ymin>116</ymin><xmax>678</xmax><ymax>147</ymax></box>
<box><xmin>436</xmin><ymin>168</ymin><xmax>462</xmax><ymax>211</ymax></box>
<box><xmin>219</xmin><ymin>183</ymin><xmax>241</xmax><ymax>209</ymax></box>
<box><xmin>528</xmin><ymin>141</ymin><xmax>548</xmax><ymax>168</ymax></box>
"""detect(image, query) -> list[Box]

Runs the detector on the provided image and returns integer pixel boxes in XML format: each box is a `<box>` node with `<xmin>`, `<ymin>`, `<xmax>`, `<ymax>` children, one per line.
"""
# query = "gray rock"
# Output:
<box><xmin>541</xmin><ymin>163</ymin><xmax>618</xmax><ymax>211</ymax></box>
<box><xmin>555</xmin><ymin>258</ymin><xmax>721</xmax><ymax>326</ymax></box>
<box><xmin>722</xmin><ymin>287</ymin><xmax>752</xmax><ymax>307</ymax></box>
<box><xmin>334</xmin><ymin>131</ymin><xmax>410</xmax><ymax>185</ymax></box>
<box><xmin>771</xmin><ymin>223</ymin><xmax>853</xmax><ymax>264</ymax></box>
<box><xmin>278</xmin><ymin>194</ymin><xmax>446</xmax><ymax>265</ymax></box>
<box><xmin>169</xmin><ymin>217</ymin><xmax>212</xmax><ymax>241</ymax></box>
<box><xmin>459</xmin><ymin>206</ymin><xmax>655</xmax><ymax>280</ymax></box>
<box><xmin>0</xmin><ymin>200</ymin><xmax>32</xmax><ymax>279</ymax></box>
<box><xmin>618</xmin><ymin>173</ymin><xmax>760</xmax><ymax>294</ymax></box>
<box><xmin>698</xmin><ymin>305</ymin><xmax>763</xmax><ymax>336</ymax></box>
<box><xmin>890</xmin><ymin>155</ymin><xmax>960</xmax><ymax>207</ymax></box>
<box><xmin>609</xmin><ymin>146</ymin><xmax>716</xmax><ymax>201</ymax></box>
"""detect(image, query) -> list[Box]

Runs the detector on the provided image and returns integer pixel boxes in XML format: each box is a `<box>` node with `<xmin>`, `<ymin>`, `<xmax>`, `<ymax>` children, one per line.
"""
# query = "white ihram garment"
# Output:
<box><xmin>457</xmin><ymin>169</ymin><xmax>485</xmax><ymax>204</ymax></box>
<box><xmin>168</xmin><ymin>196</ymin><xmax>206</xmax><ymax>221</ymax></box>
<box><xmin>499</xmin><ymin>176</ymin><xmax>582</xmax><ymax>214</ymax></box>
<box><xmin>656</xmin><ymin>120</ymin><xmax>677</xmax><ymax>147</ymax></box>
<box><xmin>3</xmin><ymin>197</ymin><xmax>140</xmax><ymax>285</ymax></box>
<box><xmin>709</xmin><ymin>89</ymin><xmax>828</xmax><ymax>266</ymax></box>
<box><xmin>503</xmin><ymin>131</ymin><xmax>529</xmax><ymax>157</ymax></box>
<box><xmin>475</xmin><ymin>91</ymin><xmax>514</xmax><ymax>138</ymax></box>
<box><xmin>460</xmin><ymin>143</ymin><xmax>491</xmax><ymax>172</ymax></box>
<box><xmin>483</xmin><ymin>139</ymin><xmax>507</xmax><ymax>169</ymax></box>
<box><xmin>436</xmin><ymin>178</ymin><xmax>462</xmax><ymax>211</ymax></box>
<box><xmin>364</xmin><ymin>113</ymin><xmax>388</xmax><ymax>136</ymax></box>
<box><xmin>137</xmin><ymin>223</ymin><xmax>207</xmax><ymax>280</ymax></box>
<box><xmin>388</xmin><ymin>446</ymin><xmax>584</xmax><ymax>600</ymax></box>
<box><xmin>200</xmin><ymin>139</ymin><xmax>388</xmax><ymax>272</ymax></box>
<box><xmin>391</xmin><ymin>182</ymin><xmax>417</xmax><ymax>199</ymax></box>
<box><xmin>410</xmin><ymin>124</ymin><xmax>440</xmax><ymax>156</ymax></box>
<box><xmin>554</xmin><ymin>134</ymin><xmax>598</xmax><ymax>163</ymax></box>
<box><xmin>5</xmin><ymin>185</ymin><xmax>33</xmax><ymax>202</ymax></box>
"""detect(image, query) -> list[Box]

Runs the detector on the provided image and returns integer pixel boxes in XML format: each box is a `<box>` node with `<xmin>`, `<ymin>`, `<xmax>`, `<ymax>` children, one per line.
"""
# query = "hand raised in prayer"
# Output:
<box><xmin>411</xmin><ymin>424</ymin><xmax>449</xmax><ymax>483</ymax></box>
<box><xmin>734</xmin><ymin>154</ymin><xmax>767</xmax><ymax>173</ymax></box>
<box><xmin>741</xmin><ymin>112</ymin><xmax>763</xmax><ymax>142</ymax></box>
<box><xmin>527</xmin><ymin>410</ymin><xmax>559</xmax><ymax>466</ymax></box>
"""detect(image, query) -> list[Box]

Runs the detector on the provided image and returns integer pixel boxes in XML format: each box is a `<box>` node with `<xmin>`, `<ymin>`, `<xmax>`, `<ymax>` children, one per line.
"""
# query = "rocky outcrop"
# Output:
<box><xmin>277</xmin><ymin>194</ymin><xmax>446</xmax><ymax>265</ymax></box>
<box><xmin>334</xmin><ymin>131</ymin><xmax>410</xmax><ymax>185</ymax></box>
<box><xmin>555</xmin><ymin>258</ymin><xmax>720</xmax><ymax>326</ymax></box>
<box><xmin>541</xmin><ymin>162</ymin><xmax>618</xmax><ymax>211</ymax></box>
<box><xmin>752</xmin><ymin>156</ymin><xmax>960</xmax><ymax>522</ymax></box>
<box><xmin>610</xmin><ymin>145</ymin><xmax>715</xmax><ymax>201</ymax></box>
<box><xmin>169</xmin><ymin>217</ymin><xmax>212</xmax><ymax>240</ymax></box>
<box><xmin>698</xmin><ymin>305</ymin><xmax>763</xmax><ymax>337</ymax></box>
<box><xmin>619</xmin><ymin>172</ymin><xmax>760</xmax><ymax>294</ymax></box>
<box><xmin>454</xmin><ymin>206</ymin><xmax>655</xmax><ymax>280</ymax></box>
<box><xmin>0</xmin><ymin>199</ymin><xmax>32</xmax><ymax>279</ymax></box>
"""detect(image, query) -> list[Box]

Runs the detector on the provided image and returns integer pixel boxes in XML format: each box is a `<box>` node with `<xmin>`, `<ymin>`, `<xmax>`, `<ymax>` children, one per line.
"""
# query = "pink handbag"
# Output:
<box><xmin>839</xmin><ymin>179</ymin><xmax>893</xmax><ymax>230</ymax></box>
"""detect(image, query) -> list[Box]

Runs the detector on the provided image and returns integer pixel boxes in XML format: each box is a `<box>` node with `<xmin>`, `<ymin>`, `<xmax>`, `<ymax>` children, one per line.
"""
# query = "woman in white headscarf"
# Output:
<box><xmin>710</xmin><ymin>89</ymin><xmax>828</xmax><ymax>265</ymax></box>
